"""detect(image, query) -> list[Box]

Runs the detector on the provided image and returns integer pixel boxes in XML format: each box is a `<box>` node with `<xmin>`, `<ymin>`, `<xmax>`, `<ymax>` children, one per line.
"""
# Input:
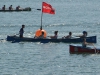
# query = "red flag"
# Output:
<box><xmin>42</xmin><ymin>2</ymin><xmax>55</xmax><ymax>14</ymax></box>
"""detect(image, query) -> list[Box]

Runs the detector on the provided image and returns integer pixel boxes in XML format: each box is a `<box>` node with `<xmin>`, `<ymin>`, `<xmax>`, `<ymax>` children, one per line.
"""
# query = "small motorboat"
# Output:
<box><xmin>69</xmin><ymin>45</ymin><xmax>100</xmax><ymax>54</ymax></box>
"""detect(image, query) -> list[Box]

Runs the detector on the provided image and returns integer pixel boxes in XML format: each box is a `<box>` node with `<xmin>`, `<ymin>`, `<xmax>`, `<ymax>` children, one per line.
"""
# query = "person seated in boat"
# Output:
<box><xmin>16</xmin><ymin>6</ymin><xmax>22</xmax><ymax>10</ymax></box>
<box><xmin>2</xmin><ymin>5</ymin><xmax>5</xmax><ymax>10</ymax></box>
<box><xmin>81</xmin><ymin>31</ymin><xmax>87</xmax><ymax>38</ymax></box>
<box><xmin>9</xmin><ymin>5</ymin><xmax>13</xmax><ymax>10</ymax></box>
<box><xmin>76</xmin><ymin>31</ymin><xmax>87</xmax><ymax>38</ymax></box>
<box><xmin>62</xmin><ymin>32</ymin><xmax>72</xmax><ymax>39</ymax></box>
<box><xmin>49</xmin><ymin>31</ymin><xmax>58</xmax><ymax>39</ymax></box>
<box><xmin>36</xmin><ymin>31</ymin><xmax>45</xmax><ymax>39</ymax></box>
<box><xmin>16</xmin><ymin>6</ymin><xmax>20</xmax><ymax>10</ymax></box>
<box><xmin>19</xmin><ymin>25</ymin><xmax>25</xmax><ymax>38</ymax></box>
<box><xmin>82</xmin><ymin>38</ymin><xmax>93</xmax><ymax>47</ymax></box>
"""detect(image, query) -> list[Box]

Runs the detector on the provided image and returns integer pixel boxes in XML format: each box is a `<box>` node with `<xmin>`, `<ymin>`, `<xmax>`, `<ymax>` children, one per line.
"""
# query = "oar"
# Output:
<box><xmin>37</xmin><ymin>9</ymin><xmax>41</xmax><ymax>10</ymax></box>
<box><xmin>0</xmin><ymin>39</ymin><xmax>4</xmax><ymax>40</ymax></box>
<box><xmin>12</xmin><ymin>40</ymin><xmax>21</xmax><ymax>43</ymax></box>
<box><xmin>32</xmin><ymin>8</ymin><xmax>41</xmax><ymax>11</ymax></box>
<box><xmin>15</xmin><ymin>34</ymin><xmax>19</xmax><ymax>35</ymax></box>
<box><xmin>0</xmin><ymin>39</ymin><xmax>5</xmax><ymax>41</ymax></box>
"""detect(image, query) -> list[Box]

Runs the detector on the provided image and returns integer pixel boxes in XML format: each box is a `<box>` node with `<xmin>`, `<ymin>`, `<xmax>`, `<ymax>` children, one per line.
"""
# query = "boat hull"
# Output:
<box><xmin>69</xmin><ymin>45</ymin><xmax>100</xmax><ymax>53</ymax></box>
<box><xmin>7</xmin><ymin>35</ymin><xmax>97</xmax><ymax>43</ymax></box>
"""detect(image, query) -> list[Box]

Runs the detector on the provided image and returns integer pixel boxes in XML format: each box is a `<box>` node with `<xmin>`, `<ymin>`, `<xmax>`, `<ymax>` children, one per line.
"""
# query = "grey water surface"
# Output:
<box><xmin>0</xmin><ymin>0</ymin><xmax>100</xmax><ymax>75</ymax></box>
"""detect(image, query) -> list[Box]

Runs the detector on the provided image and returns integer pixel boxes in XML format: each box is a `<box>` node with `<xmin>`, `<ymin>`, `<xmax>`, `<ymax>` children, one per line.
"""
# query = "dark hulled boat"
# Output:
<box><xmin>0</xmin><ymin>7</ymin><xmax>31</xmax><ymax>12</ymax></box>
<box><xmin>7</xmin><ymin>35</ymin><xmax>97</xmax><ymax>43</ymax></box>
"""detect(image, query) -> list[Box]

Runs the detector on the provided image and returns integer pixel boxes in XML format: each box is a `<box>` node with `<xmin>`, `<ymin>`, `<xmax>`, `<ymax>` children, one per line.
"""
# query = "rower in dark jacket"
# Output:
<box><xmin>19</xmin><ymin>25</ymin><xmax>25</xmax><ymax>38</ymax></box>
<box><xmin>9</xmin><ymin>5</ymin><xmax>13</xmax><ymax>10</ymax></box>
<box><xmin>2</xmin><ymin>5</ymin><xmax>5</xmax><ymax>10</ymax></box>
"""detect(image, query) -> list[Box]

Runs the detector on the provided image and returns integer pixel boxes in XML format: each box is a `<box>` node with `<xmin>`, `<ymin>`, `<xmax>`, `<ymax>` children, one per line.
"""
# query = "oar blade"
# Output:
<box><xmin>37</xmin><ymin>9</ymin><xmax>41</xmax><ymax>11</ymax></box>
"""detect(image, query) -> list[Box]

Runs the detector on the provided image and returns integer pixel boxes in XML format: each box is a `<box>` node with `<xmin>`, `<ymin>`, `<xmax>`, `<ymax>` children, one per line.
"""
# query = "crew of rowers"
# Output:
<box><xmin>19</xmin><ymin>25</ymin><xmax>88</xmax><ymax>39</ymax></box>
<box><xmin>19</xmin><ymin>25</ymin><xmax>94</xmax><ymax>48</ymax></box>
<box><xmin>2</xmin><ymin>5</ymin><xmax>23</xmax><ymax>10</ymax></box>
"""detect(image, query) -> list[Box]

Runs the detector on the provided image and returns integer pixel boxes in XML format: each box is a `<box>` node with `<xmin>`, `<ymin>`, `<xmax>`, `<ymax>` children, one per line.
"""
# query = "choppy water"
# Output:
<box><xmin>0</xmin><ymin>0</ymin><xmax>100</xmax><ymax>75</ymax></box>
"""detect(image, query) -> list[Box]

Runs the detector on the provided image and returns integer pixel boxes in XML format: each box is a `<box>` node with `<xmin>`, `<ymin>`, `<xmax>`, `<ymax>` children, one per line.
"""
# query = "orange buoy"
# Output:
<box><xmin>35</xmin><ymin>29</ymin><xmax>47</xmax><ymax>37</ymax></box>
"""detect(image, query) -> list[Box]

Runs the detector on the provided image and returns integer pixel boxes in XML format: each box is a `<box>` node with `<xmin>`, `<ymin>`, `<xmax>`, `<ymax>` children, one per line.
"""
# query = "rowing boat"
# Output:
<box><xmin>0</xmin><ymin>7</ymin><xmax>31</xmax><ymax>12</ymax></box>
<box><xmin>69</xmin><ymin>45</ymin><xmax>100</xmax><ymax>54</ymax></box>
<box><xmin>6</xmin><ymin>35</ymin><xmax>97</xmax><ymax>43</ymax></box>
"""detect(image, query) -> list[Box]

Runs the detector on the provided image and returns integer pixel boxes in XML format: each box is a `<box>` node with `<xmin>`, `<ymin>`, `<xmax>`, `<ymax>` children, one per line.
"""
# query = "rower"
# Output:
<box><xmin>19</xmin><ymin>25</ymin><xmax>25</xmax><ymax>38</ymax></box>
<box><xmin>76</xmin><ymin>31</ymin><xmax>87</xmax><ymax>38</ymax></box>
<box><xmin>34</xmin><ymin>27</ymin><xmax>47</xmax><ymax>39</ymax></box>
<box><xmin>62</xmin><ymin>32</ymin><xmax>72</xmax><ymax>39</ymax></box>
<box><xmin>37</xmin><ymin>31</ymin><xmax>45</xmax><ymax>39</ymax></box>
<box><xmin>16</xmin><ymin>6</ymin><xmax>22</xmax><ymax>10</ymax></box>
<box><xmin>50</xmin><ymin>31</ymin><xmax>58</xmax><ymax>39</ymax></box>
<box><xmin>2</xmin><ymin>5</ymin><xmax>5</xmax><ymax>10</ymax></box>
<box><xmin>81</xmin><ymin>31</ymin><xmax>87</xmax><ymax>38</ymax></box>
<box><xmin>9</xmin><ymin>5</ymin><xmax>13</xmax><ymax>10</ymax></box>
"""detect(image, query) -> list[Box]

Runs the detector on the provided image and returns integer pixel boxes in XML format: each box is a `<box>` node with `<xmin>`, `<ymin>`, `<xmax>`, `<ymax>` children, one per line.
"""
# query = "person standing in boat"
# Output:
<box><xmin>2</xmin><ymin>5</ymin><xmax>5</xmax><ymax>10</ymax></box>
<box><xmin>62</xmin><ymin>32</ymin><xmax>72</xmax><ymax>39</ymax></box>
<box><xmin>9</xmin><ymin>5</ymin><xmax>13</xmax><ymax>10</ymax></box>
<box><xmin>19</xmin><ymin>25</ymin><xmax>25</xmax><ymax>38</ymax></box>
<box><xmin>50</xmin><ymin>31</ymin><xmax>58</xmax><ymax>39</ymax></box>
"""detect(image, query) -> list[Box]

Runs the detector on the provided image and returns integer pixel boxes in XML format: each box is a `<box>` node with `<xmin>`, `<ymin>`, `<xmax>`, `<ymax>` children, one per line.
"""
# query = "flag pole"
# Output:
<box><xmin>40</xmin><ymin>2</ymin><xmax>43</xmax><ymax>30</ymax></box>
<box><xmin>40</xmin><ymin>12</ymin><xmax>43</xmax><ymax>30</ymax></box>
<box><xmin>40</xmin><ymin>2</ymin><xmax>55</xmax><ymax>30</ymax></box>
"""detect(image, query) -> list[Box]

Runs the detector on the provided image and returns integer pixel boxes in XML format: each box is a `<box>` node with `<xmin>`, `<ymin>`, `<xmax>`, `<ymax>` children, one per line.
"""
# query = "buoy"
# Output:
<box><xmin>35</xmin><ymin>29</ymin><xmax>47</xmax><ymax>37</ymax></box>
